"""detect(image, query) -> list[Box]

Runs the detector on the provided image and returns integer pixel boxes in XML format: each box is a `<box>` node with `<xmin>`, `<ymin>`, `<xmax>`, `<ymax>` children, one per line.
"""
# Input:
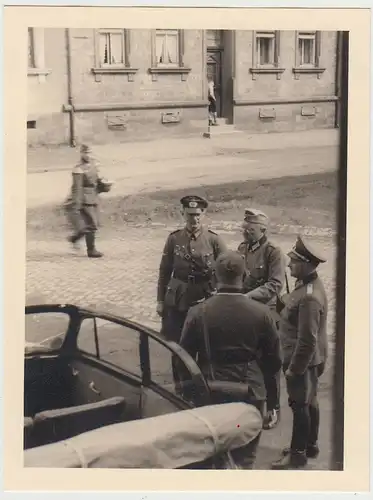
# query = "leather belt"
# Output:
<box><xmin>173</xmin><ymin>273</ymin><xmax>212</xmax><ymax>284</ymax></box>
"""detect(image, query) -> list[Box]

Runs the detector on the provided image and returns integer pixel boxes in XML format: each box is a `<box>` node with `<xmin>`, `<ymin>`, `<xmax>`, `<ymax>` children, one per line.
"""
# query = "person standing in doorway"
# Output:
<box><xmin>207</xmin><ymin>76</ymin><xmax>218</xmax><ymax>126</ymax></box>
<box><xmin>238</xmin><ymin>208</ymin><xmax>286</xmax><ymax>430</ymax></box>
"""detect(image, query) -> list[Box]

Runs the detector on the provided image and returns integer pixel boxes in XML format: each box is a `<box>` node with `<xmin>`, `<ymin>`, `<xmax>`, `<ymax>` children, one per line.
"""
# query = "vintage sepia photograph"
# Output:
<box><xmin>3</xmin><ymin>3</ymin><xmax>370</xmax><ymax>491</ymax></box>
<box><xmin>23</xmin><ymin>25</ymin><xmax>348</xmax><ymax>472</ymax></box>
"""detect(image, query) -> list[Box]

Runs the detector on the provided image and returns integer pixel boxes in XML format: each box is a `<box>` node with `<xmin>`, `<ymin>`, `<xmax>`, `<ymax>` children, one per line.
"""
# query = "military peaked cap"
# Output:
<box><xmin>80</xmin><ymin>144</ymin><xmax>92</xmax><ymax>154</ymax></box>
<box><xmin>243</xmin><ymin>208</ymin><xmax>269</xmax><ymax>226</ymax></box>
<box><xmin>180</xmin><ymin>195</ymin><xmax>208</xmax><ymax>213</ymax></box>
<box><xmin>287</xmin><ymin>235</ymin><xmax>327</xmax><ymax>265</ymax></box>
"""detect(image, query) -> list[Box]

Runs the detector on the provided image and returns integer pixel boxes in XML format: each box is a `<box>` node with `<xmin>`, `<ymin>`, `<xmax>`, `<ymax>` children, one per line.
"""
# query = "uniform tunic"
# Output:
<box><xmin>237</xmin><ymin>235</ymin><xmax>285</xmax><ymax>309</ymax></box>
<box><xmin>279</xmin><ymin>271</ymin><xmax>328</xmax><ymax>375</ymax></box>
<box><xmin>157</xmin><ymin>226</ymin><xmax>227</xmax><ymax>341</ymax></box>
<box><xmin>180</xmin><ymin>288</ymin><xmax>282</xmax><ymax>468</ymax></box>
<box><xmin>180</xmin><ymin>288</ymin><xmax>282</xmax><ymax>404</ymax></box>
<box><xmin>66</xmin><ymin>161</ymin><xmax>101</xmax><ymax>234</ymax></box>
<box><xmin>278</xmin><ymin>271</ymin><xmax>328</xmax><ymax>452</ymax></box>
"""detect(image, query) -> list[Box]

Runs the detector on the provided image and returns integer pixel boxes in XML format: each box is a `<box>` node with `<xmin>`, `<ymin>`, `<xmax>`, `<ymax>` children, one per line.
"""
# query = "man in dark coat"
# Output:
<box><xmin>271</xmin><ymin>235</ymin><xmax>328</xmax><ymax>470</ymax></box>
<box><xmin>156</xmin><ymin>195</ymin><xmax>227</xmax><ymax>343</ymax></box>
<box><xmin>238</xmin><ymin>208</ymin><xmax>286</xmax><ymax>430</ymax></box>
<box><xmin>65</xmin><ymin>144</ymin><xmax>111</xmax><ymax>258</ymax></box>
<box><xmin>180</xmin><ymin>250</ymin><xmax>282</xmax><ymax>469</ymax></box>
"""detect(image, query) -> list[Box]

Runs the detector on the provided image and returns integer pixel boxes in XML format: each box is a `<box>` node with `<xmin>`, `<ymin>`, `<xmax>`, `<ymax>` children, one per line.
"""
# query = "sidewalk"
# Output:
<box><xmin>27</xmin><ymin>128</ymin><xmax>339</xmax><ymax>173</ymax></box>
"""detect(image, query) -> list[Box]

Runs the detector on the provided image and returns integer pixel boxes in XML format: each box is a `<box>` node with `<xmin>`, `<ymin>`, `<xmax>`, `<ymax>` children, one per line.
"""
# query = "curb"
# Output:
<box><xmin>124</xmin><ymin>221</ymin><xmax>336</xmax><ymax>238</ymax></box>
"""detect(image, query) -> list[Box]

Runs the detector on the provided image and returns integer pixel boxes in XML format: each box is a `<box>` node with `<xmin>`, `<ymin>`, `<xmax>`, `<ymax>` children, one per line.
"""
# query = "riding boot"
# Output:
<box><xmin>85</xmin><ymin>232</ymin><xmax>103</xmax><ymax>258</ymax></box>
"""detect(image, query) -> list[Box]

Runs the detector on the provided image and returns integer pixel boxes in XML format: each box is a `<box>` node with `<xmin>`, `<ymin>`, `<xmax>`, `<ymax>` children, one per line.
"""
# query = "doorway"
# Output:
<box><xmin>206</xmin><ymin>30</ymin><xmax>234</xmax><ymax>122</ymax></box>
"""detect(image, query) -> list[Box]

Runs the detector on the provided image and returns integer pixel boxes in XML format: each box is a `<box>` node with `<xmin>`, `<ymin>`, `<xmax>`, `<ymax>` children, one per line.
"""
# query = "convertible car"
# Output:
<box><xmin>24</xmin><ymin>304</ymin><xmax>263</xmax><ymax>469</ymax></box>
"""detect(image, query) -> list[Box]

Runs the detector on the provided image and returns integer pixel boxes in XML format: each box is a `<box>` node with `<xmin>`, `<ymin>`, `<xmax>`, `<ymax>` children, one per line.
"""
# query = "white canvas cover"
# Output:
<box><xmin>24</xmin><ymin>402</ymin><xmax>262</xmax><ymax>469</ymax></box>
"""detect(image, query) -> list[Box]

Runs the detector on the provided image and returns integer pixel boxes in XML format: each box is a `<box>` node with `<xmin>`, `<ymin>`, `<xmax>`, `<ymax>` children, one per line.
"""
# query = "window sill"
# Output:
<box><xmin>27</xmin><ymin>68</ymin><xmax>51</xmax><ymax>82</ymax></box>
<box><xmin>292</xmin><ymin>67</ymin><xmax>326</xmax><ymax>79</ymax></box>
<box><xmin>148</xmin><ymin>66</ymin><xmax>192</xmax><ymax>81</ymax></box>
<box><xmin>91</xmin><ymin>67</ymin><xmax>139</xmax><ymax>82</ymax></box>
<box><xmin>249</xmin><ymin>67</ymin><xmax>285</xmax><ymax>80</ymax></box>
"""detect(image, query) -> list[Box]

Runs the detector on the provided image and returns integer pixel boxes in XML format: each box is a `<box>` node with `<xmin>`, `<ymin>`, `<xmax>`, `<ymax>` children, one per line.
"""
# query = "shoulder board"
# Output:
<box><xmin>169</xmin><ymin>229</ymin><xmax>182</xmax><ymax>236</ymax></box>
<box><xmin>306</xmin><ymin>283</ymin><xmax>314</xmax><ymax>295</ymax></box>
<box><xmin>208</xmin><ymin>229</ymin><xmax>218</xmax><ymax>236</ymax></box>
<box><xmin>72</xmin><ymin>165</ymin><xmax>84</xmax><ymax>174</ymax></box>
<box><xmin>265</xmin><ymin>241</ymin><xmax>277</xmax><ymax>250</ymax></box>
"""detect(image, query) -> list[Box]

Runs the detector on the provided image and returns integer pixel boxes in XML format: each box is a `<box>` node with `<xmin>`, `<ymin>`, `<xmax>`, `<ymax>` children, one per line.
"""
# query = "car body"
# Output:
<box><xmin>24</xmin><ymin>303</ymin><xmax>262</xmax><ymax>469</ymax></box>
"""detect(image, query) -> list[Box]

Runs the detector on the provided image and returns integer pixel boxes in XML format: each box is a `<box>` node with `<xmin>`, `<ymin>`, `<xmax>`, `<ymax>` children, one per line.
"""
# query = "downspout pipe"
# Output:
<box><xmin>65</xmin><ymin>28</ymin><xmax>76</xmax><ymax>147</ymax></box>
<box><xmin>334</xmin><ymin>31</ymin><xmax>343</xmax><ymax>129</ymax></box>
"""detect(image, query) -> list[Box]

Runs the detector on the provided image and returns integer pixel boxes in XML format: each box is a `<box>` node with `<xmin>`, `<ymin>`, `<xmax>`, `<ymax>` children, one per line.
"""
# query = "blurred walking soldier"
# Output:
<box><xmin>271</xmin><ymin>235</ymin><xmax>328</xmax><ymax>470</ymax></box>
<box><xmin>238</xmin><ymin>208</ymin><xmax>286</xmax><ymax>430</ymax></box>
<box><xmin>156</xmin><ymin>195</ymin><xmax>227</xmax><ymax>343</ymax></box>
<box><xmin>65</xmin><ymin>144</ymin><xmax>112</xmax><ymax>258</ymax></box>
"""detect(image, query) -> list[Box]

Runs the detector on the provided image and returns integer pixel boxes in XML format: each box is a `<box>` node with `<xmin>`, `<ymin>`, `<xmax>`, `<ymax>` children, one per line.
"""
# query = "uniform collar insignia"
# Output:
<box><xmin>295</xmin><ymin>271</ymin><xmax>318</xmax><ymax>288</ymax></box>
<box><xmin>302</xmin><ymin>271</ymin><xmax>318</xmax><ymax>285</ymax></box>
<box><xmin>186</xmin><ymin>226</ymin><xmax>203</xmax><ymax>239</ymax></box>
<box><xmin>248</xmin><ymin>234</ymin><xmax>267</xmax><ymax>252</ymax></box>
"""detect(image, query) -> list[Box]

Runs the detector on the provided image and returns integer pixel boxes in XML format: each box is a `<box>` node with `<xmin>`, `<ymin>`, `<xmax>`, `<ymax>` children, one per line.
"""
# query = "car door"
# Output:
<box><xmin>71</xmin><ymin>310</ymin><xmax>212</xmax><ymax>421</ymax></box>
<box><xmin>141</xmin><ymin>333</ymin><xmax>212</xmax><ymax>418</ymax></box>
<box><xmin>70</xmin><ymin>314</ymin><xmax>145</xmax><ymax>422</ymax></box>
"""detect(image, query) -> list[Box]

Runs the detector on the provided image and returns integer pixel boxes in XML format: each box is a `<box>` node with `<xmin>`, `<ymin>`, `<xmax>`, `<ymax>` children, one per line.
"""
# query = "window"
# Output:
<box><xmin>149</xmin><ymin>29</ymin><xmax>191</xmax><ymax>80</ymax></box>
<box><xmin>77</xmin><ymin>317</ymin><xmax>142</xmax><ymax>378</ymax></box>
<box><xmin>25</xmin><ymin>312</ymin><xmax>69</xmax><ymax>349</ymax></box>
<box><xmin>155</xmin><ymin>29</ymin><xmax>179</xmax><ymax>67</ymax></box>
<box><xmin>28</xmin><ymin>28</ymin><xmax>35</xmax><ymax>68</ymax></box>
<box><xmin>293</xmin><ymin>31</ymin><xmax>324</xmax><ymax>78</ymax></box>
<box><xmin>27</xmin><ymin>28</ymin><xmax>50</xmax><ymax>81</ymax></box>
<box><xmin>206</xmin><ymin>30</ymin><xmax>222</xmax><ymax>49</ymax></box>
<box><xmin>298</xmin><ymin>32</ymin><xmax>316</xmax><ymax>66</ymax></box>
<box><xmin>92</xmin><ymin>29</ymin><xmax>137</xmax><ymax>80</ymax></box>
<box><xmin>148</xmin><ymin>336</ymin><xmax>195</xmax><ymax>404</ymax></box>
<box><xmin>98</xmin><ymin>29</ymin><xmax>127</xmax><ymax>67</ymax></box>
<box><xmin>256</xmin><ymin>32</ymin><xmax>276</xmax><ymax>66</ymax></box>
<box><xmin>250</xmin><ymin>31</ymin><xmax>284</xmax><ymax>80</ymax></box>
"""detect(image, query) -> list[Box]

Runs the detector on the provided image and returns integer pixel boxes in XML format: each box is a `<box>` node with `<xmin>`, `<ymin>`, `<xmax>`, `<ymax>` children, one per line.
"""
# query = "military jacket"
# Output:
<box><xmin>70</xmin><ymin>161</ymin><xmax>101</xmax><ymax>208</ymax></box>
<box><xmin>180</xmin><ymin>288</ymin><xmax>282</xmax><ymax>402</ymax></box>
<box><xmin>279</xmin><ymin>271</ymin><xmax>328</xmax><ymax>375</ymax></box>
<box><xmin>237</xmin><ymin>235</ymin><xmax>285</xmax><ymax>308</ymax></box>
<box><xmin>157</xmin><ymin>226</ymin><xmax>227</xmax><ymax>312</ymax></box>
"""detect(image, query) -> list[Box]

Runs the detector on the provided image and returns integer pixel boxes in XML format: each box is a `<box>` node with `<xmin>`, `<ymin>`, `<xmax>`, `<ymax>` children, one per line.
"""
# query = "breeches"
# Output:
<box><xmin>285</xmin><ymin>364</ymin><xmax>322</xmax><ymax>451</ymax></box>
<box><xmin>68</xmin><ymin>205</ymin><xmax>98</xmax><ymax>234</ymax></box>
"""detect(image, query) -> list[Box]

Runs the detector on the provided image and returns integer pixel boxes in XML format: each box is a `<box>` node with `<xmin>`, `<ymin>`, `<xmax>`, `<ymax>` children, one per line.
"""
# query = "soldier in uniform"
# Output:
<box><xmin>271</xmin><ymin>235</ymin><xmax>328</xmax><ymax>470</ymax></box>
<box><xmin>66</xmin><ymin>144</ymin><xmax>111</xmax><ymax>258</ymax></box>
<box><xmin>179</xmin><ymin>250</ymin><xmax>282</xmax><ymax>469</ymax></box>
<box><xmin>156</xmin><ymin>195</ymin><xmax>227</xmax><ymax>343</ymax></box>
<box><xmin>237</xmin><ymin>208</ymin><xmax>286</xmax><ymax>430</ymax></box>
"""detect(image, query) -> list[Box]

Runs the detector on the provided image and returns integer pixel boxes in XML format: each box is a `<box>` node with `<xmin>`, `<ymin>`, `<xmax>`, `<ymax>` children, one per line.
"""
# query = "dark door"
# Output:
<box><xmin>207</xmin><ymin>50</ymin><xmax>223</xmax><ymax>117</ymax></box>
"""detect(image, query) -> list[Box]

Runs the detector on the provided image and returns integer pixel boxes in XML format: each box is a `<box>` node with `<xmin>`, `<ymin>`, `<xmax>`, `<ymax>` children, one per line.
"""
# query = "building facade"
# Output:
<box><xmin>28</xmin><ymin>28</ymin><xmax>341</xmax><ymax>146</ymax></box>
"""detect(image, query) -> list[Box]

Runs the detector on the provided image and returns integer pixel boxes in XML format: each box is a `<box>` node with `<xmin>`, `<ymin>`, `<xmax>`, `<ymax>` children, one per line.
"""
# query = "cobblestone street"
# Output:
<box><xmin>26</xmin><ymin>223</ymin><xmax>337</xmax><ymax>470</ymax></box>
<box><xmin>26</xmin><ymin>224</ymin><xmax>336</xmax><ymax>335</ymax></box>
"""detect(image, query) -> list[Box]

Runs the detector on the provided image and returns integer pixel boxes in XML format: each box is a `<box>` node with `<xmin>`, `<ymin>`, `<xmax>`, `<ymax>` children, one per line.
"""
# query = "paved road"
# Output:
<box><xmin>26</xmin><ymin>224</ymin><xmax>336</xmax><ymax>470</ymax></box>
<box><xmin>27</xmin><ymin>145</ymin><xmax>338</xmax><ymax>209</ymax></box>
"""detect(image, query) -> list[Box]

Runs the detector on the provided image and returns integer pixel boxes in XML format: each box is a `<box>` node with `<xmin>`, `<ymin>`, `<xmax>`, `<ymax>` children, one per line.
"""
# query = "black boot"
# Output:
<box><xmin>68</xmin><ymin>231</ymin><xmax>85</xmax><ymax>250</ymax></box>
<box><xmin>281</xmin><ymin>444</ymin><xmax>320</xmax><ymax>459</ymax></box>
<box><xmin>68</xmin><ymin>231</ymin><xmax>85</xmax><ymax>243</ymax></box>
<box><xmin>271</xmin><ymin>449</ymin><xmax>308</xmax><ymax>470</ymax></box>
<box><xmin>85</xmin><ymin>232</ymin><xmax>103</xmax><ymax>258</ymax></box>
